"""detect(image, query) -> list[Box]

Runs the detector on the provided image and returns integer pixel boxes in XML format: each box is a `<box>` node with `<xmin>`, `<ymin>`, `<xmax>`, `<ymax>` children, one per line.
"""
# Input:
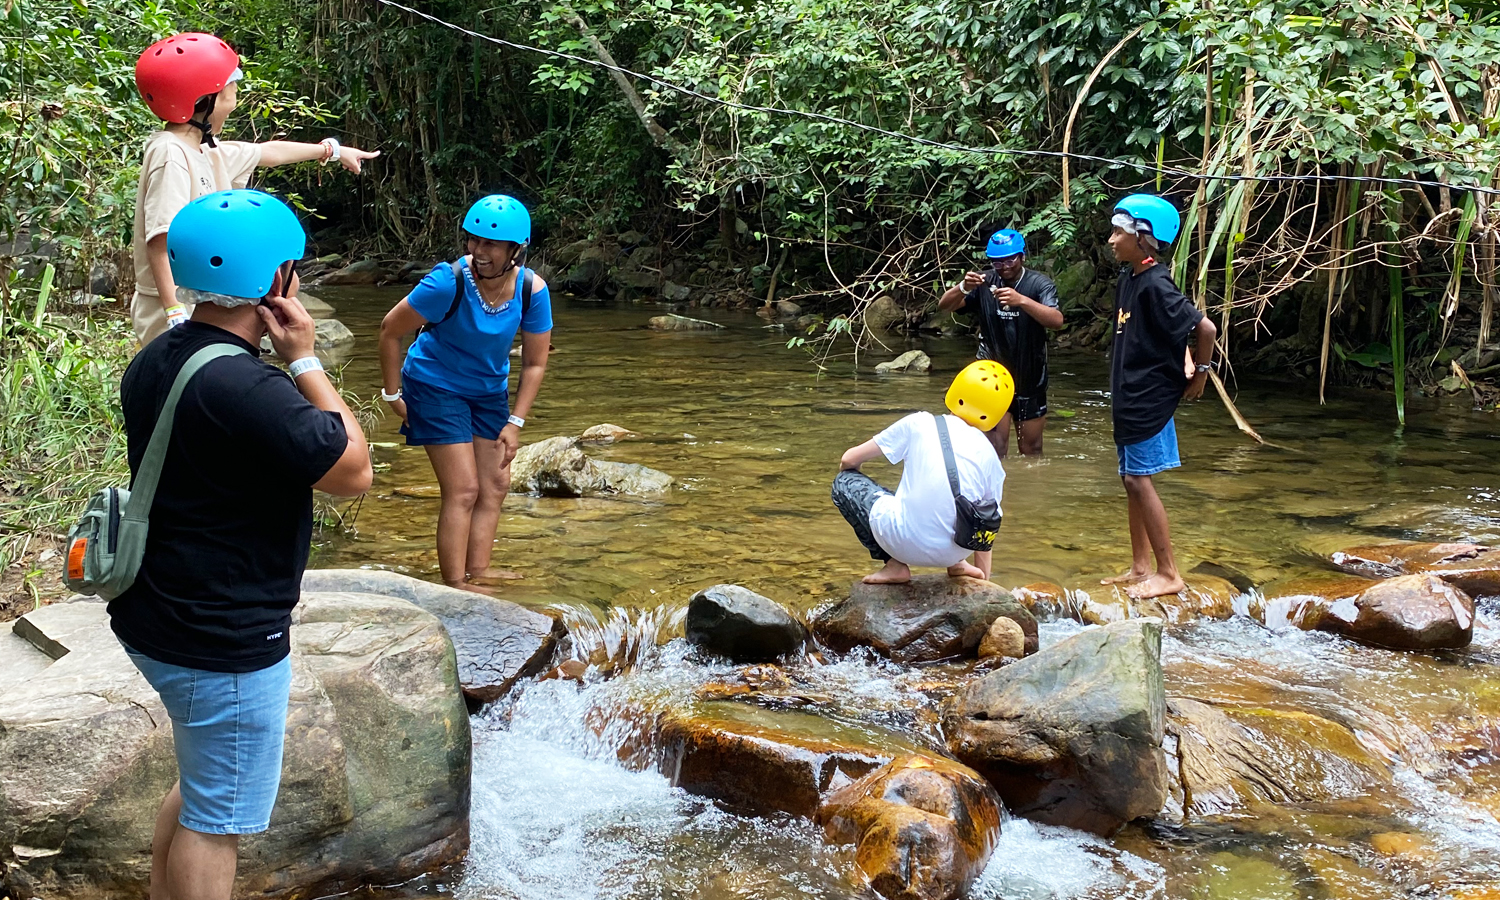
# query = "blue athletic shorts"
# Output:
<box><xmin>122</xmin><ymin>642</ymin><xmax>292</xmax><ymax>835</ymax></box>
<box><xmin>401</xmin><ymin>373</ymin><xmax>510</xmax><ymax>445</ymax></box>
<box><xmin>1117</xmin><ymin>417</ymin><xmax>1182</xmax><ymax>476</ymax></box>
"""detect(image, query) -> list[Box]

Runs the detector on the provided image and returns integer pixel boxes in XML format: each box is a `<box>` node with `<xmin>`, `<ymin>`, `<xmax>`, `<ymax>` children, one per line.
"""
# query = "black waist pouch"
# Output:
<box><xmin>936</xmin><ymin>415</ymin><xmax>1002</xmax><ymax>552</ymax></box>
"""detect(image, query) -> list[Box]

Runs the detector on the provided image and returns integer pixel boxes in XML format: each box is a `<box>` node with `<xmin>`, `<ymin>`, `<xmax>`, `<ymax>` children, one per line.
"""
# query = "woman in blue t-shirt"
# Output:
<box><xmin>377</xmin><ymin>195</ymin><xmax>553</xmax><ymax>590</ymax></box>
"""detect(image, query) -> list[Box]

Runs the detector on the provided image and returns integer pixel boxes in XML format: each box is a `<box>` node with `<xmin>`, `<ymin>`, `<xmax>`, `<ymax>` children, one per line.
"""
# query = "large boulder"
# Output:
<box><xmin>942</xmin><ymin>619</ymin><xmax>1167</xmax><ymax>836</ymax></box>
<box><xmin>1078</xmin><ymin>576</ymin><xmax>1239</xmax><ymax>627</ymax></box>
<box><xmin>297</xmin><ymin>291</ymin><xmax>336</xmax><ymax>319</ymax></box>
<box><xmin>510</xmin><ymin>435</ymin><xmax>673</xmax><ymax>497</ymax></box>
<box><xmin>1329</xmin><ymin>540</ymin><xmax>1500</xmax><ymax>600</ymax></box>
<box><xmin>319</xmin><ymin>258</ymin><xmax>384</xmax><ymax>285</ymax></box>
<box><xmin>0</xmin><ymin>594</ymin><xmax>470</xmax><ymax>900</ymax></box>
<box><xmin>812</xmin><ymin>576</ymin><xmax>1037</xmax><ymax>664</ymax></box>
<box><xmin>1287</xmin><ymin>572</ymin><xmax>1474</xmax><ymax>651</ymax></box>
<box><xmin>561</xmin><ymin>257</ymin><xmax>608</xmax><ymax>294</ymax></box>
<box><xmin>685</xmin><ymin>584</ymin><xmax>809</xmax><ymax>663</ymax></box>
<box><xmin>816</xmin><ymin>756</ymin><xmax>1002</xmax><ymax>900</ymax></box>
<box><xmin>648</xmin><ymin>313</ymin><xmax>722</xmax><ymax>331</ymax></box>
<box><xmin>314</xmin><ymin>318</ymin><xmax>355</xmax><ymax>354</ymax></box>
<box><xmin>655</xmin><ymin>702</ymin><xmax>921</xmax><ymax>817</ymax></box>
<box><xmin>874</xmin><ymin>350</ymin><xmax>932</xmax><ymax>375</ymax></box>
<box><xmin>864</xmin><ymin>296</ymin><xmax>906</xmax><ymax>332</ymax></box>
<box><xmin>300</xmin><ymin>569</ymin><xmax>563</xmax><ymax>703</ymax></box>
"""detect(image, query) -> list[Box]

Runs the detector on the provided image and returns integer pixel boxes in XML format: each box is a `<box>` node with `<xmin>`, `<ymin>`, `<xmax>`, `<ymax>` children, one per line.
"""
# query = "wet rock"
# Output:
<box><xmin>1010</xmin><ymin>582</ymin><xmax>1072</xmax><ymax>621</ymax></box>
<box><xmin>1163</xmin><ymin>697</ymin><xmax>1392</xmax><ymax>820</ymax></box>
<box><xmin>655</xmin><ymin>702</ymin><xmax>920</xmax><ymax>817</ymax></box>
<box><xmin>875</xmin><ymin>350</ymin><xmax>932</xmax><ymax>375</ymax></box>
<box><xmin>510</xmin><ymin>435</ymin><xmax>673</xmax><ymax>497</ymax></box>
<box><xmin>663</xmin><ymin>281</ymin><xmax>692</xmax><ymax>302</ymax></box>
<box><xmin>1189</xmin><ymin>560</ymin><xmax>1256</xmax><ymax>594</ymax></box>
<box><xmin>314</xmin><ymin>318</ymin><xmax>355</xmax><ymax>353</ymax></box>
<box><xmin>685</xmin><ymin>584</ymin><xmax>809</xmax><ymax>663</ymax></box>
<box><xmin>578</xmin><ymin>423</ymin><xmax>637</xmax><ymax>443</ymax></box>
<box><xmin>1368</xmin><ymin>831</ymin><xmax>1441</xmax><ymax>865</ymax></box>
<box><xmin>1329</xmin><ymin>540</ymin><xmax>1500</xmax><ymax>599</ymax></box>
<box><xmin>977</xmin><ymin>616</ymin><xmax>1026</xmax><ymax>660</ymax></box>
<box><xmin>812</xmin><ymin>575</ymin><xmax>1037</xmax><ymax>664</ymax></box>
<box><xmin>1080</xmin><ymin>576</ymin><xmax>1239</xmax><ymax>627</ymax></box>
<box><xmin>775</xmin><ymin>299</ymin><xmax>802</xmax><ymax>318</ymax></box>
<box><xmin>943</xmin><ymin>619</ymin><xmax>1167</xmax><ymax>836</ymax></box>
<box><xmin>320</xmin><ymin>258</ymin><xmax>384</xmax><ymax>285</ymax></box>
<box><xmin>0</xmin><ymin>595</ymin><xmax>469</xmax><ymax>900</ymax></box>
<box><xmin>300</xmin><ymin>569</ymin><xmax>563</xmax><ymax>704</ymax></box>
<box><xmin>1285</xmin><ymin>573</ymin><xmax>1474</xmax><ymax>650</ymax></box>
<box><xmin>817</xmin><ymin>756</ymin><xmax>1002</xmax><ymax>900</ymax></box>
<box><xmin>648</xmin><ymin>313</ymin><xmax>721</xmax><ymax>331</ymax></box>
<box><xmin>865</xmin><ymin>295</ymin><xmax>906</xmax><ymax>332</ymax></box>
<box><xmin>298</xmin><ymin>291</ymin><xmax>336</xmax><ymax>319</ymax></box>
<box><xmin>1193</xmin><ymin>852</ymin><xmax>1300</xmax><ymax>900</ymax></box>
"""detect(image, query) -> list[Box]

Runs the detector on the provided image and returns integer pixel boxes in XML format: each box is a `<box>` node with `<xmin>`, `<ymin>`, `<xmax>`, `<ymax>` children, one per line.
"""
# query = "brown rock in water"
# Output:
<box><xmin>1163</xmin><ymin>697</ymin><xmax>1393</xmax><ymax>821</ymax></box>
<box><xmin>300</xmin><ymin>569</ymin><xmax>563</xmax><ymax>703</ymax></box>
<box><xmin>685</xmin><ymin>584</ymin><xmax>809</xmax><ymax>663</ymax></box>
<box><xmin>1285</xmin><ymin>573</ymin><xmax>1474</xmax><ymax>650</ymax></box>
<box><xmin>865</xmin><ymin>296</ymin><xmax>906</xmax><ymax>332</ymax></box>
<box><xmin>813</xmin><ymin>575</ymin><xmax>1037</xmax><ymax>664</ymax></box>
<box><xmin>318</xmin><ymin>258</ymin><xmax>384</xmax><ymax>285</ymax></box>
<box><xmin>578</xmin><ymin>423</ymin><xmax>637</xmax><ymax>443</ymax></box>
<box><xmin>647</xmin><ymin>313</ymin><xmax>723</xmax><ymax>331</ymax></box>
<box><xmin>1079</xmin><ymin>575</ymin><xmax>1239</xmax><ymax>627</ymax></box>
<box><xmin>510</xmin><ymin>435</ymin><xmax>673</xmax><ymax>497</ymax></box>
<box><xmin>977</xmin><ymin>617</ymin><xmax>1026</xmax><ymax>660</ymax></box>
<box><xmin>1010</xmin><ymin>582</ymin><xmax>1070</xmax><ymax>620</ymax></box>
<box><xmin>0</xmin><ymin>595</ymin><xmax>469</xmax><ymax>900</ymax></box>
<box><xmin>943</xmin><ymin>619</ymin><xmax>1167</xmax><ymax>836</ymax></box>
<box><xmin>655</xmin><ymin>702</ymin><xmax>922</xmax><ymax>817</ymax></box>
<box><xmin>817</xmin><ymin>756</ymin><xmax>1002</xmax><ymax>900</ymax></box>
<box><xmin>1330</xmin><ymin>540</ymin><xmax>1500</xmax><ymax>599</ymax></box>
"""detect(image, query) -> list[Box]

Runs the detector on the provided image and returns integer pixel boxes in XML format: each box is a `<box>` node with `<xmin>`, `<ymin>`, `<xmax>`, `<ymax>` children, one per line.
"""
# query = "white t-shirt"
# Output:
<box><xmin>868</xmin><ymin>412</ymin><xmax>1006</xmax><ymax>568</ymax></box>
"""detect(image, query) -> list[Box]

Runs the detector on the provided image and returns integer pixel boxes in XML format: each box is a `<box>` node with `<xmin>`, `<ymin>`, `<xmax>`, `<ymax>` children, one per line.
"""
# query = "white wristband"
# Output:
<box><xmin>380</xmin><ymin>388</ymin><xmax>402</xmax><ymax>402</ymax></box>
<box><xmin>288</xmin><ymin>356</ymin><xmax>323</xmax><ymax>378</ymax></box>
<box><xmin>507</xmin><ymin>414</ymin><xmax>525</xmax><ymax>429</ymax></box>
<box><xmin>321</xmin><ymin>137</ymin><xmax>341</xmax><ymax>163</ymax></box>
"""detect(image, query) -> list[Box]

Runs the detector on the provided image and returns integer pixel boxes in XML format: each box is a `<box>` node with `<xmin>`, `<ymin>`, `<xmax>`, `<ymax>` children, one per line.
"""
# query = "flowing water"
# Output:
<box><xmin>314</xmin><ymin>285</ymin><xmax>1500</xmax><ymax>900</ymax></box>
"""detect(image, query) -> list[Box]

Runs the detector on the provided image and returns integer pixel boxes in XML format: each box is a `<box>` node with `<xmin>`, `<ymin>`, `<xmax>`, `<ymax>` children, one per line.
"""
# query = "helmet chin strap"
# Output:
<box><xmin>188</xmin><ymin>94</ymin><xmax>219</xmax><ymax>148</ymax></box>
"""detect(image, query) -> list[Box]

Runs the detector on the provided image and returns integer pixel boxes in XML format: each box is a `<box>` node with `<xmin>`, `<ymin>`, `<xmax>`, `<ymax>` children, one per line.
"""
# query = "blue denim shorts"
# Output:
<box><xmin>400</xmin><ymin>374</ymin><xmax>510</xmax><ymax>445</ymax></box>
<box><xmin>1117</xmin><ymin>417</ymin><xmax>1182</xmax><ymax>476</ymax></box>
<box><xmin>122</xmin><ymin>642</ymin><xmax>292</xmax><ymax>835</ymax></box>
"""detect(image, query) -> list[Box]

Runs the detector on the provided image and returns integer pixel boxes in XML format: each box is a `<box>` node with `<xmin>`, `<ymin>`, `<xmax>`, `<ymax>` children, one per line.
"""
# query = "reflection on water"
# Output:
<box><xmin>314</xmin><ymin>286</ymin><xmax>1500</xmax><ymax>899</ymax></box>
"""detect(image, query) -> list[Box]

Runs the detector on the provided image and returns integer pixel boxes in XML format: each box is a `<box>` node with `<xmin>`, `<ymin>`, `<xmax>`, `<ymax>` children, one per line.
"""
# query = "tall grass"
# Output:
<box><xmin>0</xmin><ymin>270</ymin><xmax>133</xmax><ymax>568</ymax></box>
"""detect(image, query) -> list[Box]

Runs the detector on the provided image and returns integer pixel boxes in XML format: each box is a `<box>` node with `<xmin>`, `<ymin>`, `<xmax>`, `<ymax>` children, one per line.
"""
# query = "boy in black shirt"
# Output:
<box><xmin>1102</xmin><ymin>194</ymin><xmax>1217</xmax><ymax>599</ymax></box>
<box><xmin>938</xmin><ymin>229</ymin><xmax>1063</xmax><ymax>458</ymax></box>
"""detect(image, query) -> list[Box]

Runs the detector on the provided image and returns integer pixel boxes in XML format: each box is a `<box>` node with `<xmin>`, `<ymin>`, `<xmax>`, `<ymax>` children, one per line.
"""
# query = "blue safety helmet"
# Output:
<box><xmin>167</xmin><ymin>190</ymin><xmax>305</xmax><ymax>299</ymax></box>
<box><xmin>1114</xmin><ymin>194</ymin><xmax>1181</xmax><ymax>245</ymax></box>
<box><xmin>986</xmin><ymin>228</ymin><xmax>1026</xmax><ymax>259</ymax></box>
<box><xmin>463</xmin><ymin>194</ymin><xmax>531</xmax><ymax>245</ymax></box>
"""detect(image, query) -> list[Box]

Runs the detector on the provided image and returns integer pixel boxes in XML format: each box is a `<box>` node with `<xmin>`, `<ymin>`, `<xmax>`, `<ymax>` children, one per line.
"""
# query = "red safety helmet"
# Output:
<box><xmin>135</xmin><ymin>33</ymin><xmax>240</xmax><ymax>123</ymax></box>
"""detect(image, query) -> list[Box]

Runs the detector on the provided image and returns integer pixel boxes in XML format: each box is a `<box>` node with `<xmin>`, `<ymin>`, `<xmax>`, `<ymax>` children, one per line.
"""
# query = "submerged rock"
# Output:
<box><xmin>510</xmin><ymin>435</ymin><xmax>673</xmax><ymax>497</ymax></box>
<box><xmin>648</xmin><ymin>313</ymin><xmax>723</xmax><ymax>331</ymax></box>
<box><xmin>813</xmin><ymin>576</ymin><xmax>1037</xmax><ymax>664</ymax></box>
<box><xmin>300</xmin><ymin>569</ymin><xmax>563</xmax><ymax>703</ymax></box>
<box><xmin>685</xmin><ymin>584</ymin><xmax>809</xmax><ymax>663</ymax></box>
<box><xmin>1330</xmin><ymin>540</ymin><xmax>1500</xmax><ymax>599</ymax></box>
<box><xmin>0</xmin><ymin>595</ymin><xmax>469</xmax><ymax>900</ymax></box>
<box><xmin>1272</xmin><ymin>572</ymin><xmax>1475</xmax><ymax>650</ymax></box>
<box><xmin>817</xmin><ymin>756</ymin><xmax>1002</xmax><ymax>900</ymax></box>
<box><xmin>874</xmin><ymin>350</ymin><xmax>932</xmax><ymax>374</ymax></box>
<box><xmin>655</xmin><ymin>702</ymin><xmax>920</xmax><ymax>817</ymax></box>
<box><xmin>943</xmin><ymin>619</ymin><xmax>1167</xmax><ymax>836</ymax></box>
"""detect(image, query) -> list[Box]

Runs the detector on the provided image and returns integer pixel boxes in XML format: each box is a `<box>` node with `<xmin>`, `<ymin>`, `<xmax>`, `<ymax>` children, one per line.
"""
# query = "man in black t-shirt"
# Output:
<box><xmin>1100</xmin><ymin>194</ymin><xmax>1217</xmax><ymax>601</ymax></box>
<box><xmin>938</xmin><ymin>229</ymin><xmax>1063</xmax><ymax>458</ymax></box>
<box><xmin>111</xmin><ymin>190</ymin><xmax>372</xmax><ymax>900</ymax></box>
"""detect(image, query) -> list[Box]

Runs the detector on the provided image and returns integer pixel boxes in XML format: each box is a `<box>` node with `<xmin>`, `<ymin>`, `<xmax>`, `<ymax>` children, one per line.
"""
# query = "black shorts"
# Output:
<box><xmin>1010</xmin><ymin>391</ymin><xmax>1047</xmax><ymax>423</ymax></box>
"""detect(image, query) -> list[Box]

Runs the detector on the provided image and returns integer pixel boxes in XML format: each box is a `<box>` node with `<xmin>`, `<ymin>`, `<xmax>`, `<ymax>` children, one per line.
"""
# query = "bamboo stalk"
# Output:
<box><xmin>1319</xmin><ymin>174</ymin><xmax>1349</xmax><ymax>403</ymax></box>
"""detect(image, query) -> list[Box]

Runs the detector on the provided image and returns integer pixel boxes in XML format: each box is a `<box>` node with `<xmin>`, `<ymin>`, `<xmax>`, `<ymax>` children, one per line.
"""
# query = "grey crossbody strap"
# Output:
<box><xmin>934</xmin><ymin>414</ymin><xmax>963</xmax><ymax>501</ymax></box>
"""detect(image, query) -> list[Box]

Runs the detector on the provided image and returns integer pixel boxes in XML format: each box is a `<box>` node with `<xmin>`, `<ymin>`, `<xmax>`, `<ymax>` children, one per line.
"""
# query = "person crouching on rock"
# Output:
<box><xmin>110</xmin><ymin>190</ymin><xmax>372</xmax><ymax>900</ymax></box>
<box><xmin>378</xmin><ymin>195</ymin><xmax>553</xmax><ymax>591</ymax></box>
<box><xmin>832</xmin><ymin>361</ymin><xmax>1012</xmax><ymax>584</ymax></box>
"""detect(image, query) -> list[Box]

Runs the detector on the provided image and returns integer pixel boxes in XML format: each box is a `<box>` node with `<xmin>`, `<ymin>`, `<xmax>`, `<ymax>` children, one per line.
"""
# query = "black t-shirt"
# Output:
<box><xmin>961</xmin><ymin>268</ymin><xmax>1059</xmax><ymax>396</ymax></box>
<box><xmin>1109</xmin><ymin>264</ymin><xmax>1204</xmax><ymax>446</ymax></box>
<box><xmin>109</xmin><ymin>322</ymin><xmax>348</xmax><ymax>673</ymax></box>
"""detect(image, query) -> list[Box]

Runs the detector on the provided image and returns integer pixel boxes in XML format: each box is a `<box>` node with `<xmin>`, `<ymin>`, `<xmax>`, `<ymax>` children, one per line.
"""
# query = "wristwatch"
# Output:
<box><xmin>1195</xmin><ymin>363</ymin><xmax>1213</xmax><ymax>374</ymax></box>
<box><xmin>507</xmin><ymin>414</ymin><xmax>525</xmax><ymax>429</ymax></box>
<box><xmin>380</xmin><ymin>388</ymin><xmax>402</xmax><ymax>402</ymax></box>
<box><xmin>321</xmin><ymin>137</ymin><xmax>342</xmax><ymax>164</ymax></box>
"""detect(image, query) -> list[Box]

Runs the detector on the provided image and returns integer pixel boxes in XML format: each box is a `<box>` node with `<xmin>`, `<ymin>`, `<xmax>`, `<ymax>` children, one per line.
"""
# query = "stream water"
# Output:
<box><xmin>314</xmin><ymin>285</ymin><xmax>1500</xmax><ymax>900</ymax></box>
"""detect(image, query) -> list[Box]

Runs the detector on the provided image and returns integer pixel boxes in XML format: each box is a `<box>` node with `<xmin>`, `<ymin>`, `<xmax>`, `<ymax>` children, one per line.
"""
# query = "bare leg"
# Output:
<box><xmin>1102</xmin><ymin>478</ymin><xmax>1152</xmax><ymax>584</ymax></box>
<box><xmin>424</xmin><ymin>443</ymin><xmax>480</xmax><ymax>588</ymax></box>
<box><xmin>1122</xmin><ymin>474</ymin><xmax>1186</xmax><ymax>599</ymax></box>
<box><xmin>167</xmin><ymin>829</ymin><xmax>238</xmax><ymax>900</ymax></box>
<box><xmin>1016</xmin><ymin>416</ymin><xmax>1046</xmax><ymax>457</ymax></box>
<box><xmin>464</xmin><ymin>436</ymin><xmax>521</xmax><ymax>582</ymax></box>
<box><xmin>947</xmin><ymin>560</ymin><xmax>985</xmax><ymax>579</ymax></box>
<box><xmin>150</xmin><ymin>782</ymin><xmax>183</xmax><ymax>900</ymax></box>
<box><xmin>984</xmin><ymin>413</ymin><xmax>1014</xmax><ymax>460</ymax></box>
<box><xmin>863</xmin><ymin>559</ymin><xmax>912</xmax><ymax>584</ymax></box>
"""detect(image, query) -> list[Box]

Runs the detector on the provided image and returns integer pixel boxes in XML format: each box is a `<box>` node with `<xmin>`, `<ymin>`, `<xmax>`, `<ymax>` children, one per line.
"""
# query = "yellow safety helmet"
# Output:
<box><xmin>945</xmin><ymin>361</ymin><xmax>1015</xmax><ymax>430</ymax></box>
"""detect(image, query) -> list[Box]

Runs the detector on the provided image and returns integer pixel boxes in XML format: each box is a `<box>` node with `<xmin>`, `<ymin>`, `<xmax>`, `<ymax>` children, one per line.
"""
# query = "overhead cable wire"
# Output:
<box><xmin>372</xmin><ymin>0</ymin><xmax>1500</xmax><ymax>198</ymax></box>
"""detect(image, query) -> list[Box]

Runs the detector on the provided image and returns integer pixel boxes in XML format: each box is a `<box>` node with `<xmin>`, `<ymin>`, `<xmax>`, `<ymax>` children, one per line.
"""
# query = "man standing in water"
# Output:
<box><xmin>938</xmin><ymin>229</ymin><xmax>1064</xmax><ymax>458</ymax></box>
<box><xmin>109</xmin><ymin>190</ymin><xmax>371</xmax><ymax>900</ymax></box>
<box><xmin>1102</xmin><ymin>194</ymin><xmax>1216</xmax><ymax>599</ymax></box>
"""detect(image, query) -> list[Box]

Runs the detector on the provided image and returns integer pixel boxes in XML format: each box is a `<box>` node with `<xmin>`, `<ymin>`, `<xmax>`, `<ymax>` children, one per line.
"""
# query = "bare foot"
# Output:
<box><xmin>1101</xmin><ymin>569</ymin><xmax>1149</xmax><ymax>586</ymax></box>
<box><xmin>1127</xmin><ymin>572</ymin><xmax>1186</xmax><ymax>599</ymax></box>
<box><xmin>863</xmin><ymin>560</ymin><xmax>912</xmax><ymax>584</ymax></box>
<box><xmin>946</xmin><ymin>561</ymin><xmax>985</xmax><ymax>579</ymax></box>
<box><xmin>467</xmin><ymin>569</ymin><xmax>524</xmax><ymax>585</ymax></box>
<box><xmin>448</xmin><ymin>580</ymin><xmax>498</xmax><ymax>596</ymax></box>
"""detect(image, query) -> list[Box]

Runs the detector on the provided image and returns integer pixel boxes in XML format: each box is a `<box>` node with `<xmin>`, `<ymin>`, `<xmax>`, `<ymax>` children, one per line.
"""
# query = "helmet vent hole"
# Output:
<box><xmin>958</xmin><ymin>399</ymin><xmax>965</xmax><ymax>406</ymax></box>
<box><xmin>210</xmin><ymin>256</ymin><xmax>224</xmax><ymax>267</ymax></box>
<box><xmin>220</xmin><ymin>201</ymin><xmax>230</xmax><ymax>208</ymax></box>
<box><xmin>175</xmin><ymin>47</ymin><xmax>184</xmax><ymax>54</ymax></box>
<box><xmin>247</xmin><ymin>199</ymin><xmax>261</xmax><ymax>207</ymax></box>
<box><xmin>154</xmin><ymin>49</ymin><xmax>163</xmax><ymax>56</ymax></box>
<box><xmin>980</xmin><ymin>415</ymin><xmax>988</xmax><ymax>420</ymax></box>
<box><xmin>168</xmin><ymin>250</ymin><xmax>175</xmax><ymax>260</ymax></box>
<box><xmin>145</xmin><ymin>93</ymin><xmax>153</xmax><ymax>101</ymax></box>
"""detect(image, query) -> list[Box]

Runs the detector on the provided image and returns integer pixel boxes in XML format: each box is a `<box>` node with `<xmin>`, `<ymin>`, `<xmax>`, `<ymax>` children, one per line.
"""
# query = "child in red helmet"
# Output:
<box><xmin>130</xmin><ymin>33</ymin><xmax>380</xmax><ymax>345</ymax></box>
